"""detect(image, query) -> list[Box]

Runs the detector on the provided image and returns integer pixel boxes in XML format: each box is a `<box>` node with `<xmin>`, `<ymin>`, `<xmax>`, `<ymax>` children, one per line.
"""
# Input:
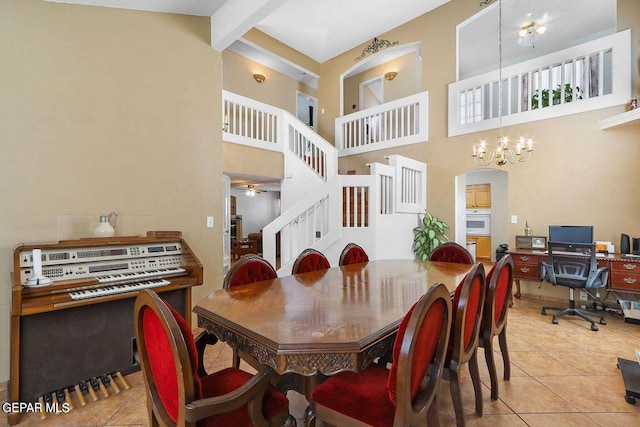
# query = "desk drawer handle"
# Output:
<box><xmin>520</xmin><ymin>267</ymin><xmax>530</xmax><ymax>273</ymax></box>
<box><xmin>520</xmin><ymin>256</ymin><xmax>530</xmax><ymax>261</ymax></box>
<box><xmin>624</xmin><ymin>264</ymin><xmax>637</xmax><ymax>270</ymax></box>
<box><xmin>624</xmin><ymin>277</ymin><xmax>637</xmax><ymax>284</ymax></box>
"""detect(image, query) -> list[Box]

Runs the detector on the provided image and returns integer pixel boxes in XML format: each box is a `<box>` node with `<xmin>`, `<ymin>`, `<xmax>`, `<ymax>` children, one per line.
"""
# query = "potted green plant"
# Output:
<box><xmin>532</xmin><ymin>84</ymin><xmax>583</xmax><ymax>109</ymax></box>
<box><xmin>412</xmin><ymin>210</ymin><xmax>449</xmax><ymax>260</ymax></box>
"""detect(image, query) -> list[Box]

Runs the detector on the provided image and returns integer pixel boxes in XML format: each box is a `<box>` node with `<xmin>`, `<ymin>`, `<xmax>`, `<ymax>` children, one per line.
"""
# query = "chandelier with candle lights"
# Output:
<box><xmin>472</xmin><ymin>0</ymin><xmax>534</xmax><ymax>166</ymax></box>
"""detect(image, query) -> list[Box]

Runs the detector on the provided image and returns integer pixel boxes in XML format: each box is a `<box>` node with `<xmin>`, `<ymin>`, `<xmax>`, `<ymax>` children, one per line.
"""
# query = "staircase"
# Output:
<box><xmin>223</xmin><ymin>91</ymin><xmax>427</xmax><ymax>275</ymax></box>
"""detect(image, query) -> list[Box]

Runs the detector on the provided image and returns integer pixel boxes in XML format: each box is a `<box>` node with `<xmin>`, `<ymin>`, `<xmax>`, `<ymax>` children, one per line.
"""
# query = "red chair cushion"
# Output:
<box><xmin>493</xmin><ymin>266</ymin><xmax>510</xmax><ymax>324</ymax></box>
<box><xmin>227</xmin><ymin>261</ymin><xmax>277</xmax><ymax>288</ymax></box>
<box><xmin>165</xmin><ymin>303</ymin><xmax>203</xmax><ymax>397</ymax></box>
<box><xmin>431</xmin><ymin>245</ymin><xmax>473</xmax><ymax>264</ymax></box>
<box><xmin>311</xmin><ymin>364</ymin><xmax>395</xmax><ymax>427</ymax></box>
<box><xmin>387</xmin><ymin>298</ymin><xmax>445</xmax><ymax>405</ymax></box>
<box><xmin>341</xmin><ymin>247</ymin><xmax>369</xmax><ymax>265</ymax></box>
<box><xmin>295</xmin><ymin>253</ymin><xmax>330</xmax><ymax>274</ymax></box>
<box><xmin>143</xmin><ymin>307</ymin><xmax>181</xmax><ymax>422</ymax></box>
<box><xmin>450</xmin><ymin>274</ymin><xmax>482</xmax><ymax>358</ymax></box>
<box><xmin>199</xmin><ymin>368</ymin><xmax>290</xmax><ymax>427</ymax></box>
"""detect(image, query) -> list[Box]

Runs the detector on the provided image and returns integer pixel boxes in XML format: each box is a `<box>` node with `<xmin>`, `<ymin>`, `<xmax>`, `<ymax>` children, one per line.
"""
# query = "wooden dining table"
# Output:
<box><xmin>194</xmin><ymin>259</ymin><xmax>473</xmax><ymax>399</ymax></box>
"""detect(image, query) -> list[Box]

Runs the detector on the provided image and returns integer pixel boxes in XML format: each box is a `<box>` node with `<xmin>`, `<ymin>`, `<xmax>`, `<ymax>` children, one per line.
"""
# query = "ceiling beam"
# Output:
<box><xmin>210</xmin><ymin>0</ymin><xmax>288</xmax><ymax>51</ymax></box>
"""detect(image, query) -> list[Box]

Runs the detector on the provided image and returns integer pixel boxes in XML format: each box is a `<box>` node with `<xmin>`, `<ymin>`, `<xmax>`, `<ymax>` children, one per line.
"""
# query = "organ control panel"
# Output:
<box><xmin>9</xmin><ymin>232</ymin><xmax>203</xmax><ymax>425</ymax></box>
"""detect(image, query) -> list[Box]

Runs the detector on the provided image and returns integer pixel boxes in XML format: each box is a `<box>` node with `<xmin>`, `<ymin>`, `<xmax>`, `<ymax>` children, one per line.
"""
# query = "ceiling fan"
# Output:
<box><xmin>246</xmin><ymin>184</ymin><xmax>265</xmax><ymax>196</ymax></box>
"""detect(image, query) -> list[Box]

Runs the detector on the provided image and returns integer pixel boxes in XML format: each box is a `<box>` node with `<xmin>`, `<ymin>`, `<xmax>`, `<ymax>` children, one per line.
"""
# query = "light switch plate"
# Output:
<box><xmin>511</xmin><ymin>215</ymin><xmax>518</xmax><ymax>224</ymax></box>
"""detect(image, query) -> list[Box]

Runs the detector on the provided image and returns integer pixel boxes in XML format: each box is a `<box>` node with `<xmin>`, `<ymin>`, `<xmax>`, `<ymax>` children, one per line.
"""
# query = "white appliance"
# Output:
<box><xmin>466</xmin><ymin>210</ymin><xmax>491</xmax><ymax>235</ymax></box>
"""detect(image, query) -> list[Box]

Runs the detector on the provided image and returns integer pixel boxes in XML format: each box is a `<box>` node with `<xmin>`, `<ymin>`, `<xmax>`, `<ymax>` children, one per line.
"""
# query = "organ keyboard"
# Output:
<box><xmin>69</xmin><ymin>278</ymin><xmax>171</xmax><ymax>300</ymax></box>
<box><xmin>9</xmin><ymin>231</ymin><xmax>203</xmax><ymax>426</ymax></box>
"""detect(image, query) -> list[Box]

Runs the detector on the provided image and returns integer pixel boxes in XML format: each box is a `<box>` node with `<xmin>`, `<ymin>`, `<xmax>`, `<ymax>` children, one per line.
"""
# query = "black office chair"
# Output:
<box><xmin>540</xmin><ymin>241</ymin><xmax>608</xmax><ymax>331</ymax></box>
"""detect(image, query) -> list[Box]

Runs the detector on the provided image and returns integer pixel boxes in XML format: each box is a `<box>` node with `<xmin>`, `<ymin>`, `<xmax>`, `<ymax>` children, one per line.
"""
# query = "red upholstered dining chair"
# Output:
<box><xmin>444</xmin><ymin>263</ymin><xmax>486</xmax><ymax>427</ymax></box>
<box><xmin>291</xmin><ymin>248</ymin><xmax>330</xmax><ymax>274</ymax></box>
<box><xmin>223</xmin><ymin>254</ymin><xmax>278</xmax><ymax>368</ymax></box>
<box><xmin>224</xmin><ymin>254</ymin><xmax>277</xmax><ymax>289</ymax></box>
<box><xmin>133</xmin><ymin>290</ymin><xmax>294</xmax><ymax>427</ymax></box>
<box><xmin>429</xmin><ymin>242</ymin><xmax>474</xmax><ymax>264</ymax></box>
<box><xmin>310</xmin><ymin>282</ymin><xmax>452</xmax><ymax>427</ymax></box>
<box><xmin>338</xmin><ymin>242</ymin><xmax>369</xmax><ymax>266</ymax></box>
<box><xmin>479</xmin><ymin>254</ymin><xmax>514</xmax><ymax>401</ymax></box>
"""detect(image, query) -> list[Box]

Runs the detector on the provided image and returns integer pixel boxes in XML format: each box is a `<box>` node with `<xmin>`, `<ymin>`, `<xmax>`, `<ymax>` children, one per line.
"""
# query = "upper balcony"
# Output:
<box><xmin>334</xmin><ymin>90</ymin><xmax>429</xmax><ymax>157</ymax></box>
<box><xmin>448</xmin><ymin>30</ymin><xmax>631</xmax><ymax>137</ymax></box>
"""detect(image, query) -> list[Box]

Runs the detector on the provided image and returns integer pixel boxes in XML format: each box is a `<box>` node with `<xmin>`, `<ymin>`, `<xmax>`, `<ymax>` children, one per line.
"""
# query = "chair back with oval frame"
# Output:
<box><xmin>133</xmin><ymin>290</ymin><xmax>292</xmax><ymax>427</ymax></box>
<box><xmin>338</xmin><ymin>243</ymin><xmax>369</xmax><ymax>266</ymax></box>
<box><xmin>479</xmin><ymin>254</ymin><xmax>514</xmax><ymax>401</ymax></box>
<box><xmin>223</xmin><ymin>254</ymin><xmax>277</xmax><ymax>289</ymax></box>
<box><xmin>445</xmin><ymin>262</ymin><xmax>486</xmax><ymax>427</ymax></box>
<box><xmin>292</xmin><ymin>248</ymin><xmax>331</xmax><ymax>274</ymax></box>
<box><xmin>429</xmin><ymin>242</ymin><xmax>474</xmax><ymax>264</ymax></box>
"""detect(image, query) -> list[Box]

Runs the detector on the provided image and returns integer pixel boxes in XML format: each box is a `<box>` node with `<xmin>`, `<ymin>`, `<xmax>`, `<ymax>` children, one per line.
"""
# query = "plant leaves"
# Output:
<box><xmin>412</xmin><ymin>209</ymin><xmax>450</xmax><ymax>259</ymax></box>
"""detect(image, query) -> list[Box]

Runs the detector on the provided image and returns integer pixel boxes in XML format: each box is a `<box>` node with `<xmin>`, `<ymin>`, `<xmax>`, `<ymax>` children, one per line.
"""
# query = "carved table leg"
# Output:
<box><xmin>303</xmin><ymin>374</ymin><xmax>326</xmax><ymax>427</ymax></box>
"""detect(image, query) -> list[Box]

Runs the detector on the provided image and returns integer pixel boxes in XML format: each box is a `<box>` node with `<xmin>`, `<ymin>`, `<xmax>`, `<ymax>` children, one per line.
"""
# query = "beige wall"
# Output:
<box><xmin>222</xmin><ymin>49</ymin><xmax>317</xmax><ymax>115</ymax></box>
<box><xmin>222</xmin><ymin>142</ymin><xmax>284</xmax><ymax>179</ymax></box>
<box><xmin>325</xmin><ymin>0</ymin><xmax>640</xmax><ymax>299</ymax></box>
<box><xmin>242</xmin><ymin>28</ymin><xmax>321</xmax><ymax>79</ymax></box>
<box><xmin>343</xmin><ymin>50</ymin><xmax>420</xmax><ymax>114</ymax></box>
<box><xmin>0</xmin><ymin>0</ymin><xmax>224</xmax><ymax>382</ymax></box>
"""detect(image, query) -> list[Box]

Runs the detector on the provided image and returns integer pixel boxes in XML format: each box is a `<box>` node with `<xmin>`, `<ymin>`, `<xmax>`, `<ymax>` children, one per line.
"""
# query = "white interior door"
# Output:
<box><xmin>222</xmin><ymin>174</ymin><xmax>231</xmax><ymax>276</ymax></box>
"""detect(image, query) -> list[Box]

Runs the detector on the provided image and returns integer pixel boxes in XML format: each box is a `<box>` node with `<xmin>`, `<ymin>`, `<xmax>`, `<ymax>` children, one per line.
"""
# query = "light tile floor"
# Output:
<box><xmin>2</xmin><ymin>297</ymin><xmax>640</xmax><ymax>426</ymax></box>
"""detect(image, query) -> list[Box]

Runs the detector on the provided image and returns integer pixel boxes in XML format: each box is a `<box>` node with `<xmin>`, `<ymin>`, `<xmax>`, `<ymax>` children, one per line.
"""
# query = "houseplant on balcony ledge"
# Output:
<box><xmin>412</xmin><ymin>210</ymin><xmax>449</xmax><ymax>260</ymax></box>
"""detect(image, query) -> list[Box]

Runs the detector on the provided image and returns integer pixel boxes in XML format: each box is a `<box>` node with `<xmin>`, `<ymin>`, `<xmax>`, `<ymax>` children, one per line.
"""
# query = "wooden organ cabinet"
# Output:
<box><xmin>8</xmin><ymin>232</ymin><xmax>203</xmax><ymax>425</ymax></box>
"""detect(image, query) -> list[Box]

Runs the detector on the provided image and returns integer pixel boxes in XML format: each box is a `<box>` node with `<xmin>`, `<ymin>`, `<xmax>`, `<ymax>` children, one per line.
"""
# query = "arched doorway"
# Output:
<box><xmin>455</xmin><ymin>168</ymin><xmax>509</xmax><ymax>262</ymax></box>
<box><xmin>339</xmin><ymin>42</ymin><xmax>422</xmax><ymax>117</ymax></box>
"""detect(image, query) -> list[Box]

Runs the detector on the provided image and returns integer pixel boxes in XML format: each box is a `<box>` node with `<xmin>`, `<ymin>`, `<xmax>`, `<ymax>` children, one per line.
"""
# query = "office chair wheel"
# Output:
<box><xmin>541</xmin><ymin>309</ymin><xmax>547</xmax><ymax>315</ymax></box>
<box><xmin>552</xmin><ymin>317</ymin><xmax>558</xmax><ymax>325</ymax></box>
<box><xmin>625</xmin><ymin>394</ymin><xmax>636</xmax><ymax>404</ymax></box>
<box><xmin>599</xmin><ymin>319</ymin><xmax>607</xmax><ymax>325</ymax></box>
<box><xmin>591</xmin><ymin>324</ymin><xmax>599</xmax><ymax>331</ymax></box>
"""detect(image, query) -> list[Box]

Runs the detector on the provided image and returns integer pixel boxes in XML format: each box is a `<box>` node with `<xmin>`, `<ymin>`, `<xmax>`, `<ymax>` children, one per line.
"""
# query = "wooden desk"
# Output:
<box><xmin>508</xmin><ymin>249</ymin><xmax>640</xmax><ymax>297</ymax></box>
<box><xmin>195</xmin><ymin>259</ymin><xmax>472</xmax><ymax>377</ymax></box>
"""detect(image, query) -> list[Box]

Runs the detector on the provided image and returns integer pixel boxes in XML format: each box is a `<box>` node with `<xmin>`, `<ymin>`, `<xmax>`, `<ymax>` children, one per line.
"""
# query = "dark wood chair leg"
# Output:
<box><xmin>483</xmin><ymin>336</ymin><xmax>499</xmax><ymax>401</ymax></box>
<box><xmin>427</xmin><ymin>394</ymin><xmax>440</xmax><ymax>427</ymax></box>
<box><xmin>469</xmin><ymin>351</ymin><xmax>483</xmax><ymax>416</ymax></box>
<box><xmin>449</xmin><ymin>367</ymin><xmax>465</xmax><ymax>427</ymax></box>
<box><xmin>498</xmin><ymin>328</ymin><xmax>511</xmax><ymax>381</ymax></box>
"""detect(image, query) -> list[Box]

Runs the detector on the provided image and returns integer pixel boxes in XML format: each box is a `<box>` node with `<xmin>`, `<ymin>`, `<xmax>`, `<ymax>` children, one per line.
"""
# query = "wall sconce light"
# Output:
<box><xmin>253</xmin><ymin>73</ymin><xmax>266</xmax><ymax>83</ymax></box>
<box><xmin>384</xmin><ymin>71</ymin><xmax>397</xmax><ymax>81</ymax></box>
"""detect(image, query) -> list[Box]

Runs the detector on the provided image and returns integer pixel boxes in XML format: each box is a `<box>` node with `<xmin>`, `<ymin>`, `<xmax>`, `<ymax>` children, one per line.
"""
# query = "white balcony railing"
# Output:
<box><xmin>223</xmin><ymin>91</ymin><xmax>282</xmax><ymax>151</ymax></box>
<box><xmin>223</xmin><ymin>90</ymin><xmax>336</xmax><ymax>184</ymax></box>
<box><xmin>262</xmin><ymin>177</ymin><xmax>340</xmax><ymax>270</ymax></box>
<box><xmin>448</xmin><ymin>30</ymin><xmax>631</xmax><ymax>137</ymax></box>
<box><xmin>335</xmin><ymin>91</ymin><xmax>429</xmax><ymax>157</ymax></box>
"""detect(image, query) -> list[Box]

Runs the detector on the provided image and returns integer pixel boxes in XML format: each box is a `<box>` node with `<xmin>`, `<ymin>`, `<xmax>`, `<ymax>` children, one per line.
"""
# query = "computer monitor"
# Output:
<box><xmin>548</xmin><ymin>225</ymin><xmax>594</xmax><ymax>251</ymax></box>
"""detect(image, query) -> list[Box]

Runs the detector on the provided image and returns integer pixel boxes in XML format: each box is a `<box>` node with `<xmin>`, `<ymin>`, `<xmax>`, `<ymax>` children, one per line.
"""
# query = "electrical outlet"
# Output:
<box><xmin>206</xmin><ymin>216</ymin><xmax>214</xmax><ymax>228</ymax></box>
<box><xmin>579</xmin><ymin>291</ymin><xmax>588</xmax><ymax>301</ymax></box>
